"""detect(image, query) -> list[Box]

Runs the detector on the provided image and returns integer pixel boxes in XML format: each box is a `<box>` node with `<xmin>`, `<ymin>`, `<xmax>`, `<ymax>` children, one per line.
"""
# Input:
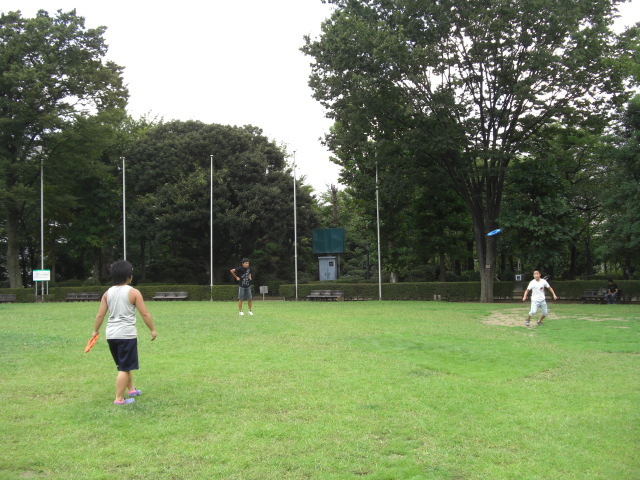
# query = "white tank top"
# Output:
<box><xmin>105</xmin><ymin>285</ymin><xmax>137</xmax><ymax>339</ymax></box>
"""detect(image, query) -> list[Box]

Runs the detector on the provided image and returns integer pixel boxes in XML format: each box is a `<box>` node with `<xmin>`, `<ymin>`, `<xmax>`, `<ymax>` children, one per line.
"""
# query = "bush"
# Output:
<box><xmin>2</xmin><ymin>280</ymin><xmax>639</xmax><ymax>303</ymax></box>
<box><xmin>404</xmin><ymin>264</ymin><xmax>437</xmax><ymax>282</ymax></box>
<box><xmin>53</xmin><ymin>279</ymin><xmax>84</xmax><ymax>287</ymax></box>
<box><xmin>137</xmin><ymin>285</ymin><xmax>237</xmax><ymax>301</ymax></box>
<box><xmin>295</xmin><ymin>271</ymin><xmax>314</xmax><ymax>284</ymax></box>
<box><xmin>260</xmin><ymin>280</ymin><xmax>286</xmax><ymax>296</ymax></box>
<box><xmin>280</xmin><ymin>280</ymin><xmax>640</xmax><ymax>302</ymax></box>
<box><xmin>460</xmin><ymin>270</ymin><xmax>481</xmax><ymax>281</ymax></box>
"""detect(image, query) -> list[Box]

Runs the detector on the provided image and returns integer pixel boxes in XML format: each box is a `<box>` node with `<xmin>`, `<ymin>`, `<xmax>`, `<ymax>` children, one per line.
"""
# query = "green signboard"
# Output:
<box><xmin>312</xmin><ymin>228</ymin><xmax>346</xmax><ymax>254</ymax></box>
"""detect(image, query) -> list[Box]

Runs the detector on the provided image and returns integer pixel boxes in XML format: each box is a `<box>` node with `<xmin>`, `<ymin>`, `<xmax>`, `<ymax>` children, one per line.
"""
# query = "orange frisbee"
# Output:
<box><xmin>84</xmin><ymin>334</ymin><xmax>99</xmax><ymax>353</ymax></box>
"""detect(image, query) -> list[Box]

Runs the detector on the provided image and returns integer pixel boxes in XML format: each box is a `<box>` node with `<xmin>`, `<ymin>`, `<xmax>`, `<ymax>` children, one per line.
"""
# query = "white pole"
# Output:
<box><xmin>40</xmin><ymin>158</ymin><xmax>44</xmax><ymax>298</ymax></box>
<box><xmin>293</xmin><ymin>151</ymin><xmax>299</xmax><ymax>301</ymax></box>
<box><xmin>122</xmin><ymin>157</ymin><xmax>126</xmax><ymax>261</ymax></box>
<box><xmin>40</xmin><ymin>158</ymin><xmax>44</xmax><ymax>270</ymax></box>
<box><xmin>40</xmin><ymin>158</ymin><xmax>44</xmax><ymax>271</ymax></box>
<box><xmin>210</xmin><ymin>154</ymin><xmax>214</xmax><ymax>301</ymax></box>
<box><xmin>376</xmin><ymin>161</ymin><xmax>382</xmax><ymax>300</ymax></box>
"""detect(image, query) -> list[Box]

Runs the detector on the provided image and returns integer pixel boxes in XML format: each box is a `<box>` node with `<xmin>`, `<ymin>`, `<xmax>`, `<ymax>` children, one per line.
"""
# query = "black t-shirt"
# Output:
<box><xmin>235</xmin><ymin>266</ymin><xmax>251</xmax><ymax>288</ymax></box>
<box><xmin>607</xmin><ymin>283</ymin><xmax>618</xmax><ymax>294</ymax></box>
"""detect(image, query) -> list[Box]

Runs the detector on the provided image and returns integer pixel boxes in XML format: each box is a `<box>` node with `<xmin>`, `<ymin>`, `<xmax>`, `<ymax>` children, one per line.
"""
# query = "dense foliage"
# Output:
<box><xmin>0</xmin><ymin>9</ymin><xmax>128</xmax><ymax>287</ymax></box>
<box><xmin>1</xmin><ymin>6</ymin><xmax>639</xmax><ymax>290</ymax></box>
<box><xmin>123</xmin><ymin>120</ymin><xmax>319</xmax><ymax>286</ymax></box>
<box><xmin>303</xmin><ymin>0</ymin><xmax>638</xmax><ymax>300</ymax></box>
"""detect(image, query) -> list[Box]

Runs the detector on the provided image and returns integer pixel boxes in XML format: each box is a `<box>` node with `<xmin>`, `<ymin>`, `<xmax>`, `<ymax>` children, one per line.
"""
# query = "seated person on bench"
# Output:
<box><xmin>604</xmin><ymin>279</ymin><xmax>619</xmax><ymax>304</ymax></box>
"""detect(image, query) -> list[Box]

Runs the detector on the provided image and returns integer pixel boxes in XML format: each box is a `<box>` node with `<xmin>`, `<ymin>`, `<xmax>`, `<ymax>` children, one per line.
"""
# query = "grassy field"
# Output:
<box><xmin>0</xmin><ymin>300</ymin><xmax>638</xmax><ymax>480</ymax></box>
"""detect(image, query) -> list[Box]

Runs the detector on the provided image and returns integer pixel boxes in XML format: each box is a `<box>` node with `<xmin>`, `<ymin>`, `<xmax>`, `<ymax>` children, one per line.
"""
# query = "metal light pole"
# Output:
<box><xmin>375</xmin><ymin>161</ymin><xmax>382</xmax><ymax>300</ymax></box>
<box><xmin>40</xmin><ymin>157</ymin><xmax>45</xmax><ymax>297</ymax></box>
<box><xmin>293</xmin><ymin>151</ymin><xmax>299</xmax><ymax>301</ymax></box>
<box><xmin>122</xmin><ymin>157</ymin><xmax>126</xmax><ymax>261</ymax></box>
<box><xmin>40</xmin><ymin>157</ymin><xmax>44</xmax><ymax>272</ymax></box>
<box><xmin>210</xmin><ymin>154</ymin><xmax>214</xmax><ymax>301</ymax></box>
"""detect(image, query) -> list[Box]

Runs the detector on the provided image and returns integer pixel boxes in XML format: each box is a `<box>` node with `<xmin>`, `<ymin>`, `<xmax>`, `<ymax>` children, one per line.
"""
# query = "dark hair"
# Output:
<box><xmin>110</xmin><ymin>260</ymin><xmax>133</xmax><ymax>285</ymax></box>
<box><xmin>242</xmin><ymin>258</ymin><xmax>250</xmax><ymax>263</ymax></box>
<box><xmin>608</xmin><ymin>278</ymin><xmax>614</xmax><ymax>282</ymax></box>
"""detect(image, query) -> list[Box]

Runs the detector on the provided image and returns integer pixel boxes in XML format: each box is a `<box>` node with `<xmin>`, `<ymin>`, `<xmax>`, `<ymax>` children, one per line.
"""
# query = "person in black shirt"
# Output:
<box><xmin>605</xmin><ymin>279</ymin><xmax>619</xmax><ymax>304</ymax></box>
<box><xmin>230</xmin><ymin>258</ymin><xmax>253</xmax><ymax>316</ymax></box>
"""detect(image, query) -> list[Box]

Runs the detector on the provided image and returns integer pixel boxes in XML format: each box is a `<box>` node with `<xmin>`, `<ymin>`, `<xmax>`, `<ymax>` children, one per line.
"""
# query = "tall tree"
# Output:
<box><xmin>125</xmin><ymin>120</ymin><xmax>318</xmax><ymax>284</ymax></box>
<box><xmin>500</xmin><ymin>153</ymin><xmax>575</xmax><ymax>276</ymax></box>
<box><xmin>304</xmin><ymin>0</ymin><xmax>635</xmax><ymax>301</ymax></box>
<box><xmin>53</xmin><ymin>115</ymin><xmax>156</xmax><ymax>283</ymax></box>
<box><xmin>0</xmin><ymin>10</ymin><xmax>127</xmax><ymax>287</ymax></box>
<box><xmin>316</xmin><ymin>185</ymin><xmax>379</xmax><ymax>281</ymax></box>
<box><xmin>598</xmin><ymin>95</ymin><xmax>640</xmax><ymax>277</ymax></box>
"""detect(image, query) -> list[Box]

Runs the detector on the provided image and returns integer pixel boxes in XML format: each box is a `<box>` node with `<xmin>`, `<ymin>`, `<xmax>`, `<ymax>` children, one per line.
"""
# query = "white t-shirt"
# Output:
<box><xmin>527</xmin><ymin>279</ymin><xmax>550</xmax><ymax>302</ymax></box>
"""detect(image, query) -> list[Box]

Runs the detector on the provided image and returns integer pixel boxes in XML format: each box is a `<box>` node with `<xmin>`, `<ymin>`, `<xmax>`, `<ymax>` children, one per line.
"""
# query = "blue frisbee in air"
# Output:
<box><xmin>486</xmin><ymin>229</ymin><xmax>502</xmax><ymax>237</ymax></box>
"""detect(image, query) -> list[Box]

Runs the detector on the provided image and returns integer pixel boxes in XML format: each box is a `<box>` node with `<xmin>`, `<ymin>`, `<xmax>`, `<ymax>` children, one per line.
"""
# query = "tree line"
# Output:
<box><xmin>1</xmin><ymin>5</ymin><xmax>639</xmax><ymax>297</ymax></box>
<box><xmin>304</xmin><ymin>0</ymin><xmax>640</xmax><ymax>300</ymax></box>
<box><xmin>0</xmin><ymin>10</ymin><xmax>320</xmax><ymax>288</ymax></box>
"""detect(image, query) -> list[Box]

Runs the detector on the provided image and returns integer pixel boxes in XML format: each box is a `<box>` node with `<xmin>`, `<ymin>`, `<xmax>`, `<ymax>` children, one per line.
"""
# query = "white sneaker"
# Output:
<box><xmin>248</xmin><ymin>311</ymin><xmax>253</xmax><ymax>316</ymax></box>
<box><xmin>239</xmin><ymin>311</ymin><xmax>244</xmax><ymax>316</ymax></box>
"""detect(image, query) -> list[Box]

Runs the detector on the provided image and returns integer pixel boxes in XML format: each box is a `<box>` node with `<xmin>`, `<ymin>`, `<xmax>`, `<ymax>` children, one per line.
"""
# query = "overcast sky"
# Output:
<box><xmin>3</xmin><ymin>0</ymin><xmax>640</xmax><ymax>194</ymax></box>
<box><xmin>3</xmin><ymin>0</ymin><xmax>339</xmax><ymax>193</ymax></box>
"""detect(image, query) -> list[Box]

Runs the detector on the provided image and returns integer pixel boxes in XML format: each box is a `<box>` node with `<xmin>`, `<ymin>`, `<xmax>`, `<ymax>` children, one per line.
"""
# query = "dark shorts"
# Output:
<box><xmin>238</xmin><ymin>286</ymin><xmax>252</xmax><ymax>300</ymax></box>
<box><xmin>107</xmin><ymin>338</ymin><xmax>139</xmax><ymax>371</ymax></box>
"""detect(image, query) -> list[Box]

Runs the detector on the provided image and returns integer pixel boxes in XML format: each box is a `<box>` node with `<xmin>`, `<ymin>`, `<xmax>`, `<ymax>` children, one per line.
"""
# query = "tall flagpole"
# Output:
<box><xmin>376</xmin><ymin>160</ymin><xmax>382</xmax><ymax>300</ymax></box>
<box><xmin>293</xmin><ymin>151</ymin><xmax>299</xmax><ymax>301</ymax></box>
<box><xmin>210</xmin><ymin>154</ymin><xmax>214</xmax><ymax>301</ymax></box>
<box><xmin>40</xmin><ymin>157</ymin><xmax>44</xmax><ymax>298</ymax></box>
<box><xmin>40</xmin><ymin>157</ymin><xmax>44</xmax><ymax>271</ymax></box>
<box><xmin>122</xmin><ymin>157</ymin><xmax>126</xmax><ymax>261</ymax></box>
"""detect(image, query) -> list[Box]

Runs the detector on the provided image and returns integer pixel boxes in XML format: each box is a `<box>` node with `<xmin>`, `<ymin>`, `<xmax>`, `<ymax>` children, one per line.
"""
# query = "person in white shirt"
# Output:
<box><xmin>522</xmin><ymin>270</ymin><xmax>557</xmax><ymax>327</ymax></box>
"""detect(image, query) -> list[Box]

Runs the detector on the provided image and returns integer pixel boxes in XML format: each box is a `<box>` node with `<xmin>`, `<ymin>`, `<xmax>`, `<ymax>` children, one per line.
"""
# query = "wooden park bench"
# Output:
<box><xmin>152</xmin><ymin>291</ymin><xmax>189</xmax><ymax>301</ymax></box>
<box><xmin>306</xmin><ymin>290</ymin><xmax>344</xmax><ymax>301</ymax></box>
<box><xmin>580</xmin><ymin>289</ymin><xmax>605</xmax><ymax>304</ymax></box>
<box><xmin>0</xmin><ymin>294</ymin><xmax>17</xmax><ymax>303</ymax></box>
<box><xmin>66</xmin><ymin>292</ymin><xmax>102</xmax><ymax>302</ymax></box>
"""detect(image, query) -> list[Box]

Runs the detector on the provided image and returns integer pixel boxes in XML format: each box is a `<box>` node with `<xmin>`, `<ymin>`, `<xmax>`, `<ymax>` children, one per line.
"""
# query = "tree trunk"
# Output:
<box><xmin>330</xmin><ymin>185</ymin><xmax>340</xmax><ymax>224</ymax></box>
<box><xmin>365</xmin><ymin>246</ymin><xmax>370</xmax><ymax>281</ymax></box>
<box><xmin>438</xmin><ymin>251</ymin><xmax>447</xmax><ymax>282</ymax></box>
<box><xmin>568</xmin><ymin>244</ymin><xmax>578</xmax><ymax>280</ymax></box>
<box><xmin>584</xmin><ymin>234</ymin><xmax>593</xmax><ymax>276</ymax></box>
<box><xmin>6</xmin><ymin>209</ymin><xmax>23</xmax><ymax>288</ymax></box>
<box><xmin>467</xmin><ymin>241</ymin><xmax>475</xmax><ymax>271</ymax></box>
<box><xmin>624</xmin><ymin>254</ymin><xmax>632</xmax><ymax>280</ymax></box>
<box><xmin>140</xmin><ymin>237</ymin><xmax>146</xmax><ymax>280</ymax></box>
<box><xmin>480</xmin><ymin>267</ymin><xmax>494</xmax><ymax>302</ymax></box>
<box><xmin>474</xmin><ymin>222</ymin><xmax>496</xmax><ymax>303</ymax></box>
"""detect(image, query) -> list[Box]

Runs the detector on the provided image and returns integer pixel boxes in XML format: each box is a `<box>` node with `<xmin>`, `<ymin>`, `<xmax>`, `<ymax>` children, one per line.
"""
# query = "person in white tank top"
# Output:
<box><xmin>92</xmin><ymin>260</ymin><xmax>157</xmax><ymax>405</ymax></box>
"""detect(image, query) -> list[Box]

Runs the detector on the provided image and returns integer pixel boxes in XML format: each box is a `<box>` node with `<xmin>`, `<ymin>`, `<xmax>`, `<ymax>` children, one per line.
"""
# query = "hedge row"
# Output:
<box><xmin>0</xmin><ymin>285</ymin><xmax>239</xmax><ymax>303</ymax></box>
<box><xmin>280</xmin><ymin>280</ymin><xmax>640</xmax><ymax>302</ymax></box>
<box><xmin>1</xmin><ymin>280</ymin><xmax>638</xmax><ymax>303</ymax></box>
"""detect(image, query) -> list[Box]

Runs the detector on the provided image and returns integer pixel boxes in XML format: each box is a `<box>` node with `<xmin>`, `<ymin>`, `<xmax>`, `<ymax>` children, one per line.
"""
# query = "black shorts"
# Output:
<box><xmin>107</xmin><ymin>338</ymin><xmax>139</xmax><ymax>371</ymax></box>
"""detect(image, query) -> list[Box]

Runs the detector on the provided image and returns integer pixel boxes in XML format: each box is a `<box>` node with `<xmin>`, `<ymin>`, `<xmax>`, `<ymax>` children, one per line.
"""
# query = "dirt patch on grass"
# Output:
<box><xmin>573</xmin><ymin>315</ymin><xmax>629</xmax><ymax>322</ymax></box>
<box><xmin>483</xmin><ymin>309</ymin><xmax>631</xmax><ymax>327</ymax></box>
<box><xmin>482</xmin><ymin>308</ymin><xmax>527</xmax><ymax>327</ymax></box>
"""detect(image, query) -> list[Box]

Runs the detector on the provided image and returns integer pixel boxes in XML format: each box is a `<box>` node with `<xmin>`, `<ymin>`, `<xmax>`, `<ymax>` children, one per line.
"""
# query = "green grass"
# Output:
<box><xmin>0</xmin><ymin>301</ymin><xmax>638</xmax><ymax>479</ymax></box>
